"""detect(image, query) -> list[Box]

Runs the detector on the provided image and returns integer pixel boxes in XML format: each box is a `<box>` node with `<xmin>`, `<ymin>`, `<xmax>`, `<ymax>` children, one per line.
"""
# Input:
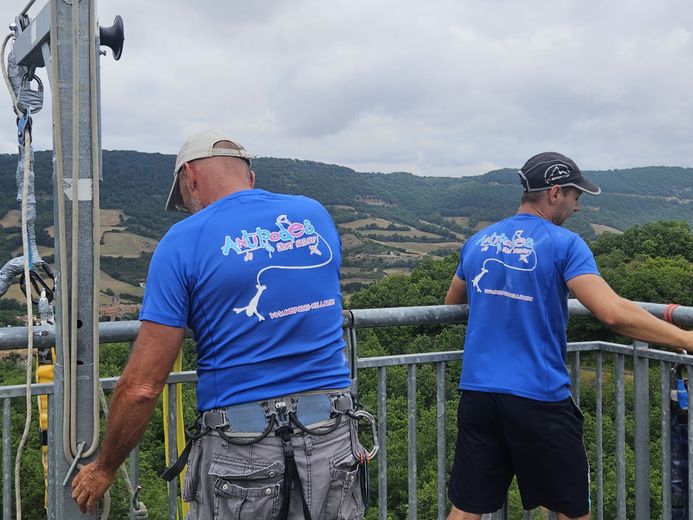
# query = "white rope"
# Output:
<box><xmin>0</xmin><ymin>34</ymin><xmax>19</xmax><ymax>112</ymax></box>
<box><xmin>69</xmin><ymin>0</ymin><xmax>81</xmax><ymax>458</ymax></box>
<box><xmin>14</xmin><ymin>120</ymin><xmax>34</xmax><ymax>520</ymax></box>
<box><xmin>49</xmin><ymin>0</ymin><xmax>74</xmax><ymax>466</ymax></box>
<box><xmin>3</xmin><ymin>27</ymin><xmax>35</xmax><ymax>520</ymax></box>
<box><xmin>87</xmin><ymin>0</ymin><xmax>101</xmax><ymax>461</ymax></box>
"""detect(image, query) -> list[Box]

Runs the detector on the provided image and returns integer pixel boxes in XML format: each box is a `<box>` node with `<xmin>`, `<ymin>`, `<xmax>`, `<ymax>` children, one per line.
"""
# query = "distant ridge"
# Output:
<box><xmin>0</xmin><ymin>150</ymin><xmax>690</xmax><ymax>297</ymax></box>
<box><xmin>0</xmin><ymin>149</ymin><xmax>690</xmax><ymax>239</ymax></box>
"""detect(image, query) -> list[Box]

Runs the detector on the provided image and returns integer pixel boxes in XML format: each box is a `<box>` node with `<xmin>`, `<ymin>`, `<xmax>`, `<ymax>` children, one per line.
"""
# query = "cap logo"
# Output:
<box><xmin>544</xmin><ymin>163</ymin><xmax>571</xmax><ymax>185</ymax></box>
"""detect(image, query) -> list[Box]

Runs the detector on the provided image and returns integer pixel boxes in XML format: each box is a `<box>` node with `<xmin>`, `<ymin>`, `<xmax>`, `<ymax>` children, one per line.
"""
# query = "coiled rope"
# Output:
<box><xmin>2</xmin><ymin>29</ymin><xmax>38</xmax><ymax>519</ymax></box>
<box><xmin>14</xmin><ymin>117</ymin><xmax>34</xmax><ymax>520</ymax></box>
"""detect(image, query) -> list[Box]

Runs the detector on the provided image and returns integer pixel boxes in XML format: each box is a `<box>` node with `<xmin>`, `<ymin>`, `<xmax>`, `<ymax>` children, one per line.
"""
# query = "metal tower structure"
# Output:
<box><xmin>10</xmin><ymin>0</ymin><xmax>122</xmax><ymax>516</ymax></box>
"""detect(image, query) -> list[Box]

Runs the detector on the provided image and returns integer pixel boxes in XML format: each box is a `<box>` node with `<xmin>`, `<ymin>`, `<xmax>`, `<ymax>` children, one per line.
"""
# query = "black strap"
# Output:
<box><xmin>276</xmin><ymin>426</ymin><xmax>312</xmax><ymax>520</ymax></box>
<box><xmin>289</xmin><ymin>411</ymin><xmax>342</xmax><ymax>436</ymax></box>
<box><xmin>161</xmin><ymin>419</ymin><xmax>207</xmax><ymax>482</ymax></box>
<box><xmin>161</xmin><ymin>439</ymin><xmax>193</xmax><ymax>482</ymax></box>
<box><xmin>359</xmin><ymin>451</ymin><xmax>369</xmax><ymax>508</ymax></box>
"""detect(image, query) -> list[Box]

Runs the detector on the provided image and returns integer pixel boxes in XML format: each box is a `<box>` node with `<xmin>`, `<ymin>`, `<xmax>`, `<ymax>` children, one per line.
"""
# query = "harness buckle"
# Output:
<box><xmin>275</xmin><ymin>401</ymin><xmax>289</xmax><ymax>426</ymax></box>
<box><xmin>200</xmin><ymin>408</ymin><xmax>228</xmax><ymax>430</ymax></box>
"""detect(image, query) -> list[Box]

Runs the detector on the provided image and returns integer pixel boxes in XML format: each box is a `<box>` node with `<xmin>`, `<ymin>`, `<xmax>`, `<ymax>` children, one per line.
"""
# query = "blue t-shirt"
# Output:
<box><xmin>455</xmin><ymin>213</ymin><xmax>600</xmax><ymax>401</ymax></box>
<box><xmin>140</xmin><ymin>189</ymin><xmax>350</xmax><ymax>410</ymax></box>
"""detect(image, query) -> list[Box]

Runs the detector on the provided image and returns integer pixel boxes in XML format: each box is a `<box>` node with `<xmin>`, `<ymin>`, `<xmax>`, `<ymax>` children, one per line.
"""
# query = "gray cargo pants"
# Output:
<box><xmin>183</xmin><ymin>415</ymin><xmax>365</xmax><ymax>519</ymax></box>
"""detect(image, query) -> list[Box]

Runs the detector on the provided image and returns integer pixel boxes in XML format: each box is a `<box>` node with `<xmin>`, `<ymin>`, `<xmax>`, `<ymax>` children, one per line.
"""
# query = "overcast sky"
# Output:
<box><xmin>1</xmin><ymin>0</ymin><xmax>693</xmax><ymax>177</ymax></box>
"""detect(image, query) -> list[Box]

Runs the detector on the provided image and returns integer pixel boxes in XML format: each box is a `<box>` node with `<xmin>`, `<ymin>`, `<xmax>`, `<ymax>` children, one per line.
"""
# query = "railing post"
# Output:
<box><xmin>437</xmin><ymin>361</ymin><xmax>446</xmax><ymax>520</ymax></box>
<box><xmin>377</xmin><ymin>367</ymin><xmax>387</xmax><ymax>520</ymax></box>
<box><xmin>345</xmin><ymin>320</ymin><xmax>358</xmax><ymax>398</ymax></box>
<box><xmin>661</xmin><ymin>361</ymin><xmax>672</xmax><ymax>520</ymax></box>
<box><xmin>615</xmin><ymin>354</ymin><xmax>627</xmax><ymax>520</ymax></box>
<box><xmin>167</xmin><ymin>384</ymin><xmax>179</xmax><ymax>520</ymax></box>
<box><xmin>129</xmin><ymin>447</ymin><xmax>139</xmax><ymax>520</ymax></box>
<box><xmin>408</xmin><ymin>364</ymin><xmax>417</xmax><ymax>520</ymax></box>
<box><xmin>571</xmin><ymin>351</ymin><xmax>580</xmax><ymax>406</ymax></box>
<box><xmin>2</xmin><ymin>398</ymin><xmax>10</xmax><ymax>520</ymax></box>
<box><xmin>129</xmin><ymin>340</ymin><xmax>140</xmax><ymax>520</ymax></box>
<box><xmin>633</xmin><ymin>341</ymin><xmax>650</xmax><ymax>520</ymax></box>
<box><xmin>687</xmin><ymin>365</ymin><xmax>693</xmax><ymax>520</ymax></box>
<box><xmin>596</xmin><ymin>352</ymin><xmax>603</xmax><ymax>520</ymax></box>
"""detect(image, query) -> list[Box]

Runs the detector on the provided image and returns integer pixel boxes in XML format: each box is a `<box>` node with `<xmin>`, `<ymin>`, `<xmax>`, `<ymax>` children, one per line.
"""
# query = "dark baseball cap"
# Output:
<box><xmin>518</xmin><ymin>152</ymin><xmax>601</xmax><ymax>195</ymax></box>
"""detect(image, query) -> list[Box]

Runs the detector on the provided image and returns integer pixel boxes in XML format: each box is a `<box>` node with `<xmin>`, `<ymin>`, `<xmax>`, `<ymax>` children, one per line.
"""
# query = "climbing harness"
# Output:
<box><xmin>162</xmin><ymin>391</ymin><xmax>379</xmax><ymax>518</ymax></box>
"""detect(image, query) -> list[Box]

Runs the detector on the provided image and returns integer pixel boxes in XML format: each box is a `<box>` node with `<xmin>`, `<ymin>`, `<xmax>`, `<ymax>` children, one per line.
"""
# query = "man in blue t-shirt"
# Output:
<box><xmin>444</xmin><ymin>152</ymin><xmax>693</xmax><ymax>520</ymax></box>
<box><xmin>73</xmin><ymin>130</ymin><xmax>366</xmax><ymax>519</ymax></box>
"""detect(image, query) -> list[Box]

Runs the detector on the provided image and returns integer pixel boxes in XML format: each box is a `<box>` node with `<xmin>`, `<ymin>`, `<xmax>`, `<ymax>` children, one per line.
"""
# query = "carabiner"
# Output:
<box><xmin>350</xmin><ymin>409</ymin><xmax>379</xmax><ymax>461</ymax></box>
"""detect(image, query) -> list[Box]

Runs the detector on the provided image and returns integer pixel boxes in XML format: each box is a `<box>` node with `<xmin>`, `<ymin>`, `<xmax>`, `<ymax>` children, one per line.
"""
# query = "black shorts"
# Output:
<box><xmin>448</xmin><ymin>391</ymin><xmax>590</xmax><ymax>517</ymax></box>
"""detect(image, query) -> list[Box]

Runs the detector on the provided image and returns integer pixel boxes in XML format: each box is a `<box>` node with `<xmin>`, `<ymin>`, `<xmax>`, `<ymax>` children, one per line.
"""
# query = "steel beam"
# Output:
<box><xmin>46</xmin><ymin>0</ymin><xmax>100</xmax><ymax>517</ymax></box>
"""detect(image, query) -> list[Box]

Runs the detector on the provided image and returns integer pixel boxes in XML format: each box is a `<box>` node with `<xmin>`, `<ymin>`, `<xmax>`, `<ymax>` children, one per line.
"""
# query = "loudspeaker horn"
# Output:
<box><xmin>99</xmin><ymin>15</ymin><xmax>124</xmax><ymax>61</ymax></box>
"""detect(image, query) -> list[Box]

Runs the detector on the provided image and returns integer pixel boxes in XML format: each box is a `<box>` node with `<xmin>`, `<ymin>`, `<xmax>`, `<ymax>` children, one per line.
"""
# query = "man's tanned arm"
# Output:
<box><xmin>568</xmin><ymin>274</ymin><xmax>693</xmax><ymax>351</ymax></box>
<box><xmin>71</xmin><ymin>321</ymin><xmax>185</xmax><ymax>514</ymax></box>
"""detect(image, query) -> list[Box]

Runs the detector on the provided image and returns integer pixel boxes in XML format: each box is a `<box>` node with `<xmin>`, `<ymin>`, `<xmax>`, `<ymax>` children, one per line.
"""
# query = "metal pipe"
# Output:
<box><xmin>167</xmin><ymin>384</ymin><xmax>178</xmax><ymax>520</ymax></box>
<box><xmin>596</xmin><ymin>352</ymin><xmax>603</xmax><ymax>520</ymax></box>
<box><xmin>377</xmin><ymin>367</ymin><xmax>387</xmax><ymax>520</ymax></box>
<box><xmin>436</xmin><ymin>361</ymin><xmax>446</xmax><ymax>520</ymax></box>
<box><xmin>407</xmin><ymin>364</ymin><xmax>417</xmax><ymax>520</ymax></box>
<box><xmin>129</xmin><ymin>446</ymin><xmax>139</xmax><ymax>520</ymax></box>
<box><xmin>0</xmin><ymin>301</ymin><xmax>691</xmax><ymax>350</ymax></box>
<box><xmin>661</xmin><ymin>361</ymin><xmax>671</xmax><ymax>520</ymax></box>
<box><xmin>688</xmin><ymin>365</ymin><xmax>693</xmax><ymax>520</ymax></box>
<box><xmin>632</xmin><ymin>341</ymin><xmax>650</xmax><ymax>520</ymax></box>
<box><xmin>3</xmin><ymin>398</ymin><xmax>10</xmax><ymax>520</ymax></box>
<box><xmin>571</xmin><ymin>351</ymin><xmax>580</xmax><ymax>406</ymax></box>
<box><xmin>615</xmin><ymin>354</ymin><xmax>626</xmax><ymax>520</ymax></box>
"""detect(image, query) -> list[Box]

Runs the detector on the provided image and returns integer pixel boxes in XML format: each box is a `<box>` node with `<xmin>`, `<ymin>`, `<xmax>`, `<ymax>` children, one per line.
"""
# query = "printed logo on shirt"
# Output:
<box><xmin>220</xmin><ymin>215</ymin><xmax>319</xmax><ymax>262</ymax></box>
<box><xmin>221</xmin><ymin>214</ymin><xmax>334</xmax><ymax>322</ymax></box>
<box><xmin>470</xmin><ymin>230</ymin><xmax>537</xmax><ymax>301</ymax></box>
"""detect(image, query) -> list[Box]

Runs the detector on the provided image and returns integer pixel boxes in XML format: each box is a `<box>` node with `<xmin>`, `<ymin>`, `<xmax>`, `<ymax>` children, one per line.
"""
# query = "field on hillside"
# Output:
<box><xmin>101</xmin><ymin>231</ymin><xmax>157</xmax><ymax>257</ymax></box>
<box><xmin>591</xmin><ymin>223</ymin><xmax>623</xmax><ymax>235</ymax></box>
<box><xmin>1</xmin><ymin>208</ymin><xmax>150</xmax><ymax>307</ymax></box>
<box><xmin>336</xmin><ymin>211</ymin><xmax>466</xmax><ymax>293</ymax></box>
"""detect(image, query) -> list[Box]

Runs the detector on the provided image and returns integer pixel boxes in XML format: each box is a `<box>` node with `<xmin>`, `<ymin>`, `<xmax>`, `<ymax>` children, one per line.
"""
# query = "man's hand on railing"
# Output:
<box><xmin>71</xmin><ymin>458</ymin><xmax>117</xmax><ymax>514</ymax></box>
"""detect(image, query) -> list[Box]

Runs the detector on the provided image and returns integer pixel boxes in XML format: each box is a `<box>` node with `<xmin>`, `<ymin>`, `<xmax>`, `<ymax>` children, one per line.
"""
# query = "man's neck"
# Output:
<box><xmin>201</xmin><ymin>184</ymin><xmax>253</xmax><ymax>208</ymax></box>
<box><xmin>517</xmin><ymin>203</ymin><xmax>551</xmax><ymax>222</ymax></box>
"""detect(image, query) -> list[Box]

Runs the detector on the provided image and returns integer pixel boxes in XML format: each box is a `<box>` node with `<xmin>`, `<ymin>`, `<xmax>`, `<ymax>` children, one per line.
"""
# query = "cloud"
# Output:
<box><xmin>0</xmin><ymin>0</ymin><xmax>692</xmax><ymax>176</ymax></box>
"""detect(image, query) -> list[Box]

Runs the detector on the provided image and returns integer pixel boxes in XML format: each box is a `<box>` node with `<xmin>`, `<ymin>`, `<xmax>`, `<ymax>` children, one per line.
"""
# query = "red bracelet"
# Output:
<box><xmin>664</xmin><ymin>303</ymin><xmax>680</xmax><ymax>324</ymax></box>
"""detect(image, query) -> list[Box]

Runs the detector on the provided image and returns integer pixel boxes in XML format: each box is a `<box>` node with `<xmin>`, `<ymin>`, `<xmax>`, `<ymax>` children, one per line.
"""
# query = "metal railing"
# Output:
<box><xmin>1</xmin><ymin>301</ymin><xmax>693</xmax><ymax>519</ymax></box>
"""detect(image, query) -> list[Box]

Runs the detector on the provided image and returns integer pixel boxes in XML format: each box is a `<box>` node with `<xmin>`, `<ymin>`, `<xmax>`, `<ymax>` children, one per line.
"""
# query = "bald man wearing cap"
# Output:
<box><xmin>72</xmin><ymin>130</ymin><xmax>367</xmax><ymax>519</ymax></box>
<box><xmin>444</xmin><ymin>152</ymin><xmax>693</xmax><ymax>520</ymax></box>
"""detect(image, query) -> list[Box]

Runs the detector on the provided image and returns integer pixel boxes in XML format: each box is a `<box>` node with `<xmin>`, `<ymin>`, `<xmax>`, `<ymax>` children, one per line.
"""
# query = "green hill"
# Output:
<box><xmin>0</xmin><ymin>150</ymin><xmax>691</xmax><ymax>297</ymax></box>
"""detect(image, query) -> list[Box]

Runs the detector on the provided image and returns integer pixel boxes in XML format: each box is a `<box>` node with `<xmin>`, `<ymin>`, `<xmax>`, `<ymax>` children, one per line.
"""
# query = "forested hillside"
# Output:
<box><xmin>0</xmin><ymin>150</ymin><xmax>691</xmax><ymax>302</ymax></box>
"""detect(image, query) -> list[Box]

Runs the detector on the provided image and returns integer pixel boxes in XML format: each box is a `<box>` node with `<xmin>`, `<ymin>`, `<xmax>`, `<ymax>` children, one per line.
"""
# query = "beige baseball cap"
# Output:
<box><xmin>166</xmin><ymin>129</ymin><xmax>254</xmax><ymax>212</ymax></box>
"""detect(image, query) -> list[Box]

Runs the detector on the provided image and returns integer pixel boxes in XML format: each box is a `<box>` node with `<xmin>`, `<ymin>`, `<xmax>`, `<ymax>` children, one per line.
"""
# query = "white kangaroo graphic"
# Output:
<box><xmin>471</xmin><ymin>267</ymin><xmax>489</xmax><ymax>293</ymax></box>
<box><xmin>233</xmin><ymin>284</ymin><xmax>267</xmax><ymax>321</ymax></box>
